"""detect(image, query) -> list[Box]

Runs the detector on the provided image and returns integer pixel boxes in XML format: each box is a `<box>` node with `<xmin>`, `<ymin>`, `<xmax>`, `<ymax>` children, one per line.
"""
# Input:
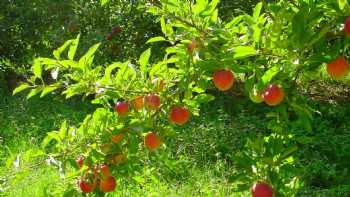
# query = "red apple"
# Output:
<box><xmin>170</xmin><ymin>106</ymin><xmax>190</xmax><ymax>125</ymax></box>
<box><xmin>115</xmin><ymin>102</ymin><xmax>129</xmax><ymax>116</ymax></box>
<box><xmin>100</xmin><ymin>176</ymin><xmax>117</xmax><ymax>192</ymax></box>
<box><xmin>251</xmin><ymin>182</ymin><xmax>274</xmax><ymax>197</ymax></box>
<box><xmin>106</xmin><ymin>34</ymin><xmax>113</xmax><ymax>41</ymax></box>
<box><xmin>76</xmin><ymin>155</ymin><xmax>84</xmax><ymax>168</ymax></box>
<box><xmin>262</xmin><ymin>84</ymin><xmax>285</xmax><ymax>106</ymax></box>
<box><xmin>132</xmin><ymin>96</ymin><xmax>144</xmax><ymax>110</ymax></box>
<box><xmin>327</xmin><ymin>56</ymin><xmax>349</xmax><ymax>80</ymax></box>
<box><xmin>99</xmin><ymin>164</ymin><xmax>110</xmax><ymax>177</ymax></box>
<box><xmin>344</xmin><ymin>16</ymin><xmax>350</xmax><ymax>37</ymax></box>
<box><xmin>144</xmin><ymin>132</ymin><xmax>161</xmax><ymax>150</ymax></box>
<box><xmin>144</xmin><ymin>94</ymin><xmax>161</xmax><ymax>110</ymax></box>
<box><xmin>112</xmin><ymin>26</ymin><xmax>122</xmax><ymax>34</ymax></box>
<box><xmin>79</xmin><ymin>178</ymin><xmax>96</xmax><ymax>193</ymax></box>
<box><xmin>111</xmin><ymin>132</ymin><xmax>125</xmax><ymax>143</ymax></box>
<box><xmin>213</xmin><ymin>69</ymin><xmax>235</xmax><ymax>91</ymax></box>
<box><xmin>187</xmin><ymin>39</ymin><xmax>196</xmax><ymax>54</ymax></box>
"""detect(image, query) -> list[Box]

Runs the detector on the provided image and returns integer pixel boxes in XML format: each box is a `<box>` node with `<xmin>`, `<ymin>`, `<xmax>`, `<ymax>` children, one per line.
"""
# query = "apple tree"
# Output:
<box><xmin>12</xmin><ymin>0</ymin><xmax>350</xmax><ymax>196</ymax></box>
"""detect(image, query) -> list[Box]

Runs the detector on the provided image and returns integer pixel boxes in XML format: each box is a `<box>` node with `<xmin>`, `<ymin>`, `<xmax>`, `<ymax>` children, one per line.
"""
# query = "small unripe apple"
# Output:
<box><xmin>249</xmin><ymin>87</ymin><xmax>264</xmax><ymax>103</ymax></box>
<box><xmin>115</xmin><ymin>102</ymin><xmax>129</xmax><ymax>116</ymax></box>
<box><xmin>327</xmin><ymin>56</ymin><xmax>349</xmax><ymax>80</ymax></box>
<box><xmin>262</xmin><ymin>84</ymin><xmax>285</xmax><ymax>106</ymax></box>
<box><xmin>251</xmin><ymin>182</ymin><xmax>274</xmax><ymax>197</ymax></box>
<box><xmin>108</xmin><ymin>154</ymin><xmax>125</xmax><ymax>165</ymax></box>
<box><xmin>79</xmin><ymin>178</ymin><xmax>96</xmax><ymax>193</ymax></box>
<box><xmin>100</xmin><ymin>176</ymin><xmax>117</xmax><ymax>192</ymax></box>
<box><xmin>213</xmin><ymin>69</ymin><xmax>235</xmax><ymax>91</ymax></box>
<box><xmin>76</xmin><ymin>155</ymin><xmax>84</xmax><ymax>168</ymax></box>
<box><xmin>113</xmin><ymin>154</ymin><xmax>125</xmax><ymax>164</ymax></box>
<box><xmin>170</xmin><ymin>106</ymin><xmax>190</xmax><ymax>125</ymax></box>
<box><xmin>344</xmin><ymin>16</ymin><xmax>350</xmax><ymax>37</ymax></box>
<box><xmin>101</xmin><ymin>143</ymin><xmax>113</xmax><ymax>154</ymax></box>
<box><xmin>144</xmin><ymin>132</ymin><xmax>161</xmax><ymax>150</ymax></box>
<box><xmin>144</xmin><ymin>94</ymin><xmax>161</xmax><ymax>110</ymax></box>
<box><xmin>111</xmin><ymin>132</ymin><xmax>125</xmax><ymax>143</ymax></box>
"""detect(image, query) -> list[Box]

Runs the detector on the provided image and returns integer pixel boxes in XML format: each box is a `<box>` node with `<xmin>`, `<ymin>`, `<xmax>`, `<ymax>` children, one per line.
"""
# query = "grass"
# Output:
<box><xmin>1</xmin><ymin>88</ymin><xmax>350</xmax><ymax>196</ymax></box>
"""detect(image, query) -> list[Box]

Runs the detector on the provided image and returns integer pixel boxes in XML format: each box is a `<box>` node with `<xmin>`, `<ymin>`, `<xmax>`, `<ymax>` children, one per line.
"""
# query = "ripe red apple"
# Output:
<box><xmin>170</xmin><ymin>106</ymin><xmax>190</xmax><ymax>125</ymax></box>
<box><xmin>251</xmin><ymin>182</ymin><xmax>274</xmax><ymax>197</ymax></box>
<box><xmin>115</xmin><ymin>102</ymin><xmax>129</xmax><ymax>116</ymax></box>
<box><xmin>106</xmin><ymin>34</ymin><xmax>113</xmax><ymax>41</ymax></box>
<box><xmin>76</xmin><ymin>155</ymin><xmax>84</xmax><ymax>168</ymax></box>
<box><xmin>344</xmin><ymin>16</ymin><xmax>350</xmax><ymax>37</ymax></box>
<box><xmin>327</xmin><ymin>56</ymin><xmax>349</xmax><ymax>80</ymax></box>
<box><xmin>187</xmin><ymin>39</ymin><xmax>196</xmax><ymax>53</ymax></box>
<box><xmin>144</xmin><ymin>94</ymin><xmax>161</xmax><ymax>110</ymax></box>
<box><xmin>144</xmin><ymin>132</ymin><xmax>161</xmax><ymax>150</ymax></box>
<box><xmin>262</xmin><ymin>84</ymin><xmax>285</xmax><ymax>106</ymax></box>
<box><xmin>100</xmin><ymin>176</ymin><xmax>117</xmax><ymax>192</ymax></box>
<box><xmin>132</xmin><ymin>96</ymin><xmax>144</xmax><ymax>110</ymax></box>
<box><xmin>79</xmin><ymin>178</ymin><xmax>96</xmax><ymax>193</ymax></box>
<box><xmin>213</xmin><ymin>69</ymin><xmax>235</xmax><ymax>91</ymax></box>
<box><xmin>112</xmin><ymin>26</ymin><xmax>122</xmax><ymax>34</ymax></box>
<box><xmin>111</xmin><ymin>132</ymin><xmax>125</xmax><ymax>143</ymax></box>
<box><xmin>99</xmin><ymin>164</ymin><xmax>110</xmax><ymax>177</ymax></box>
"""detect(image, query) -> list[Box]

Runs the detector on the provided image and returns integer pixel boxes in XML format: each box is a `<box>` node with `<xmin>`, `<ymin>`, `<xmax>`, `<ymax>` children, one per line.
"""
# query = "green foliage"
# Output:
<box><xmin>5</xmin><ymin>0</ymin><xmax>350</xmax><ymax>196</ymax></box>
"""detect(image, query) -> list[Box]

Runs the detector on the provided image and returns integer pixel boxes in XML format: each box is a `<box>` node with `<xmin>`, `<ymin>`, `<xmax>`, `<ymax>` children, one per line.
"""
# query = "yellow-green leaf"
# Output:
<box><xmin>13</xmin><ymin>83</ymin><xmax>31</xmax><ymax>95</ymax></box>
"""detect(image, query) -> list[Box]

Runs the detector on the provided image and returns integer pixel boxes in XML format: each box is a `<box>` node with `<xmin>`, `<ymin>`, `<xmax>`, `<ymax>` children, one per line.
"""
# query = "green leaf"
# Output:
<box><xmin>210</xmin><ymin>9</ymin><xmax>218</xmax><ymax>23</ymax></box>
<box><xmin>160</xmin><ymin>17</ymin><xmax>167</xmax><ymax>35</ymax></box>
<box><xmin>253</xmin><ymin>2</ymin><xmax>263</xmax><ymax>19</ymax></box>
<box><xmin>27</xmin><ymin>88</ymin><xmax>42</xmax><ymax>99</ymax></box>
<box><xmin>68</xmin><ymin>34</ymin><xmax>80</xmax><ymax>60</ymax></box>
<box><xmin>53</xmin><ymin>40</ymin><xmax>73</xmax><ymax>60</ymax></box>
<box><xmin>41</xmin><ymin>131</ymin><xmax>62</xmax><ymax>148</ymax></box>
<box><xmin>193</xmin><ymin>0</ymin><xmax>207</xmax><ymax>15</ymax></box>
<box><xmin>58</xmin><ymin>121</ymin><xmax>68</xmax><ymax>140</ymax></box>
<box><xmin>32</xmin><ymin>59</ymin><xmax>42</xmax><ymax>79</ymax></box>
<box><xmin>261</xmin><ymin>66</ymin><xmax>279</xmax><ymax>85</ymax></box>
<box><xmin>102</xmin><ymin>62</ymin><xmax>121</xmax><ymax>82</ymax></box>
<box><xmin>101</xmin><ymin>0</ymin><xmax>109</xmax><ymax>6</ymax></box>
<box><xmin>146</xmin><ymin>36</ymin><xmax>166</xmax><ymax>44</ymax></box>
<box><xmin>233</xmin><ymin>46</ymin><xmax>257</xmax><ymax>59</ymax></box>
<box><xmin>193</xmin><ymin>94</ymin><xmax>215</xmax><ymax>104</ymax></box>
<box><xmin>338</xmin><ymin>0</ymin><xmax>347</xmax><ymax>10</ymax></box>
<box><xmin>78</xmin><ymin>43</ymin><xmax>101</xmax><ymax>70</ymax></box>
<box><xmin>13</xmin><ymin>83</ymin><xmax>30</xmax><ymax>95</ymax></box>
<box><xmin>309</xmin><ymin>26</ymin><xmax>328</xmax><ymax>46</ymax></box>
<box><xmin>139</xmin><ymin>48</ymin><xmax>151</xmax><ymax>74</ymax></box>
<box><xmin>277</xmin><ymin>146</ymin><xmax>298</xmax><ymax>164</ymax></box>
<box><xmin>40</xmin><ymin>86</ymin><xmax>59</xmax><ymax>98</ymax></box>
<box><xmin>225</xmin><ymin>15</ymin><xmax>244</xmax><ymax>29</ymax></box>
